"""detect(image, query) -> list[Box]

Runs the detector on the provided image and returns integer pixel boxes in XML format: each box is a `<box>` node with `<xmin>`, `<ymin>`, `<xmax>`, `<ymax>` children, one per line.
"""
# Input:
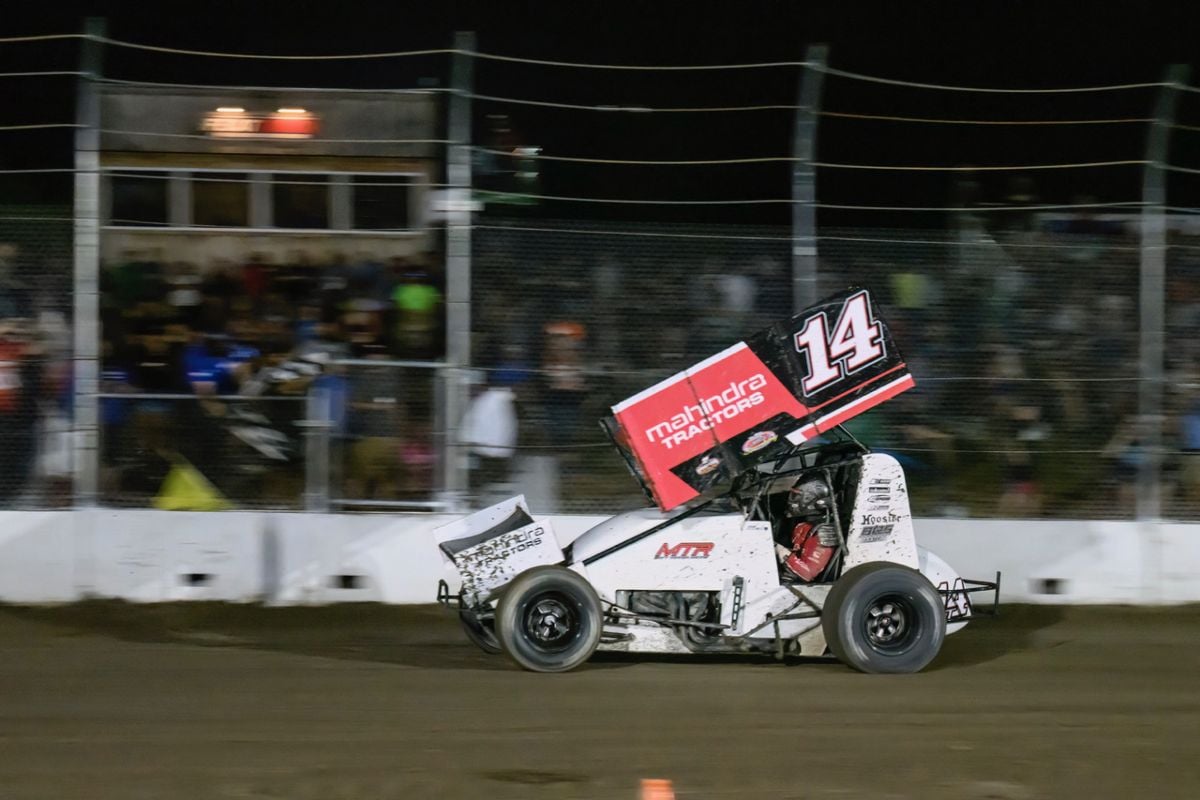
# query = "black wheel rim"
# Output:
<box><xmin>520</xmin><ymin>591</ymin><xmax>582</xmax><ymax>653</ymax></box>
<box><xmin>862</xmin><ymin>592</ymin><xmax>919</xmax><ymax>655</ymax></box>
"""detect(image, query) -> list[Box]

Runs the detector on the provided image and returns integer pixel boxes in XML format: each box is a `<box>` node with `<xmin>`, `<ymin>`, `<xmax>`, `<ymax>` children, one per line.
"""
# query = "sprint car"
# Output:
<box><xmin>436</xmin><ymin>288</ymin><xmax>998</xmax><ymax>673</ymax></box>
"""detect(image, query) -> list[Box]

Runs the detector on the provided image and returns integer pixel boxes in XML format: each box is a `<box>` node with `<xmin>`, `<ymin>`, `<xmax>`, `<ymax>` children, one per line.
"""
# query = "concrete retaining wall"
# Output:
<box><xmin>1</xmin><ymin>510</ymin><xmax>1196</xmax><ymax>605</ymax></box>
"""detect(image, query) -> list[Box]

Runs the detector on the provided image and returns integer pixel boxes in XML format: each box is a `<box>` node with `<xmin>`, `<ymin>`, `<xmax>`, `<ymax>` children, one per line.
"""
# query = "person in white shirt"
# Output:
<box><xmin>460</xmin><ymin>375</ymin><xmax>518</xmax><ymax>497</ymax></box>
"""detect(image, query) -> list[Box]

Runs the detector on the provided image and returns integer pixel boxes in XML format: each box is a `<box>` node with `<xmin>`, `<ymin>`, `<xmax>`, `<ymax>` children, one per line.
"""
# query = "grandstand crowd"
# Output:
<box><xmin>3</xmin><ymin>215</ymin><xmax>1200</xmax><ymax>518</ymax></box>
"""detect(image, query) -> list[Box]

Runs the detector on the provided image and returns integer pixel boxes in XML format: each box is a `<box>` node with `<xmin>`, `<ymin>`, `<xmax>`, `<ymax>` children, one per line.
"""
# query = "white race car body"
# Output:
<box><xmin>437</xmin><ymin>448</ymin><xmax>990</xmax><ymax>665</ymax></box>
<box><xmin>568</xmin><ymin>458</ymin><xmax>969</xmax><ymax>657</ymax></box>
<box><xmin>435</xmin><ymin>288</ymin><xmax>997</xmax><ymax>673</ymax></box>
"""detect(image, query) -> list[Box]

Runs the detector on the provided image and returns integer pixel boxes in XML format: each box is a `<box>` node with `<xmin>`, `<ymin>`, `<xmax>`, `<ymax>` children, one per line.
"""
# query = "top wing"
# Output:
<box><xmin>605</xmin><ymin>287</ymin><xmax>914</xmax><ymax>510</ymax></box>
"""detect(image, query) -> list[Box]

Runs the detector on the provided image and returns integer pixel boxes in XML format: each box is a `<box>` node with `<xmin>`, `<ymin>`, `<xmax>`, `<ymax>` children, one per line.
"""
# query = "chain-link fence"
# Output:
<box><xmin>470</xmin><ymin>216</ymin><xmax>1172</xmax><ymax>519</ymax></box>
<box><xmin>819</xmin><ymin>222</ymin><xmax>1142</xmax><ymax>519</ymax></box>
<box><xmin>1166</xmin><ymin>231</ymin><xmax>1200</xmax><ymax>520</ymax></box>
<box><xmin>471</xmin><ymin>218</ymin><xmax>791</xmax><ymax>513</ymax></box>
<box><xmin>0</xmin><ymin>206</ymin><xmax>74</xmax><ymax>508</ymax></box>
<box><xmin>98</xmin><ymin>394</ymin><xmax>308</xmax><ymax>509</ymax></box>
<box><xmin>321</xmin><ymin>360</ymin><xmax>444</xmax><ymax>511</ymax></box>
<box><xmin>5</xmin><ymin>29</ymin><xmax>1200</xmax><ymax>521</ymax></box>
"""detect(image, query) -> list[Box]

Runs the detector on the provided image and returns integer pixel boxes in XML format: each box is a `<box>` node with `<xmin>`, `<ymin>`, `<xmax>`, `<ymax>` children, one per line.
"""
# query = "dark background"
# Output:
<box><xmin>5</xmin><ymin>1</ymin><xmax>1200</xmax><ymax>224</ymax></box>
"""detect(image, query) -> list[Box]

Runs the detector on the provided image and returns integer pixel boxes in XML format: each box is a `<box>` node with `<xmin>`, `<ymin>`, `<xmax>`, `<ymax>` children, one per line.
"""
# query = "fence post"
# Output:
<box><xmin>72</xmin><ymin>18</ymin><xmax>104</xmax><ymax>507</ymax></box>
<box><xmin>1138</xmin><ymin>65</ymin><xmax>1188</xmax><ymax>524</ymax></box>
<box><xmin>303</xmin><ymin>386</ymin><xmax>331</xmax><ymax>512</ymax></box>
<box><xmin>1138</xmin><ymin>65</ymin><xmax>1188</xmax><ymax>604</ymax></box>
<box><xmin>441</xmin><ymin>32</ymin><xmax>475</xmax><ymax>511</ymax></box>
<box><xmin>792</xmin><ymin>44</ymin><xmax>827</xmax><ymax>313</ymax></box>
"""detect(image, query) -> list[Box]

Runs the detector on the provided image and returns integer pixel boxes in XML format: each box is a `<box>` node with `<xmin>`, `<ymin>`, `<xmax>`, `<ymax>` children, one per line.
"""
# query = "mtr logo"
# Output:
<box><xmin>654</xmin><ymin>542</ymin><xmax>714</xmax><ymax>559</ymax></box>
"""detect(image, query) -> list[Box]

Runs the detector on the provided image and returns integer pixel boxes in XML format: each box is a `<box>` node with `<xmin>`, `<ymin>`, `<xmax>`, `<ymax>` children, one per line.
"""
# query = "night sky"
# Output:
<box><xmin>5</xmin><ymin>1</ymin><xmax>1200</xmax><ymax>225</ymax></box>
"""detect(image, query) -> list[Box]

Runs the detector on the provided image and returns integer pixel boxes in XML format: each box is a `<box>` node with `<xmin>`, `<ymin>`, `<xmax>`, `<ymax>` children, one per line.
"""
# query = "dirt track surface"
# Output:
<box><xmin>0</xmin><ymin>602</ymin><xmax>1197</xmax><ymax>800</ymax></box>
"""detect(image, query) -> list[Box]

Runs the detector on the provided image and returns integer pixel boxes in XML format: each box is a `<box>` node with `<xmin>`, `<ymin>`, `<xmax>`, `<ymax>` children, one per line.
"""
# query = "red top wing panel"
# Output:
<box><xmin>613</xmin><ymin>343</ymin><xmax>807</xmax><ymax>510</ymax></box>
<box><xmin>609</xmin><ymin>287</ymin><xmax>915</xmax><ymax>510</ymax></box>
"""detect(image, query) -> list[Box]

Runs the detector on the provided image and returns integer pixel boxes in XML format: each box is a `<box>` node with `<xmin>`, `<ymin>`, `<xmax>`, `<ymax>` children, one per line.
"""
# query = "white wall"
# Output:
<box><xmin>1</xmin><ymin>509</ymin><xmax>1198</xmax><ymax>606</ymax></box>
<box><xmin>88</xmin><ymin>510</ymin><xmax>265</xmax><ymax>602</ymax></box>
<box><xmin>0</xmin><ymin>512</ymin><xmax>77</xmax><ymax>603</ymax></box>
<box><xmin>270</xmin><ymin>512</ymin><xmax>459</xmax><ymax>605</ymax></box>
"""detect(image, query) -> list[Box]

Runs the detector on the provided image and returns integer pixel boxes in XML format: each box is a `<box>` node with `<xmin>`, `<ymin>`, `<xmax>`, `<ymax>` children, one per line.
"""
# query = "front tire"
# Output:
<box><xmin>823</xmin><ymin>562</ymin><xmax>946</xmax><ymax>674</ymax></box>
<box><xmin>495</xmin><ymin>566</ymin><xmax>602</xmax><ymax>673</ymax></box>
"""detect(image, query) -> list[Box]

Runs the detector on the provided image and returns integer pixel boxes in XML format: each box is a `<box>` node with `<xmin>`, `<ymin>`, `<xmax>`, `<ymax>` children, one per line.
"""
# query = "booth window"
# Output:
<box><xmin>193</xmin><ymin>172</ymin><xmax>249</xmax><ymax>227</ymax></box>
<box><xmin>109</xmin><ymin>172</ymin><xmax>168</xmax><ymax>226</ymax></box>
<box><xmin>273</xmin><ymin>173</ymin><xmax>328</xmax><ymax>229</ymax></box>
<box><xmin>353</xmin><ymin>175</ymin><xmax>411</xmax><ymax>230</ymax></box>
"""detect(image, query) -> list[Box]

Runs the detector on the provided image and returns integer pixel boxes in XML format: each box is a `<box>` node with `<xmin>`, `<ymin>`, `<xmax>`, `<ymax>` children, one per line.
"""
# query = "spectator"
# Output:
<box><xmin>318</xmin><ymin>253</ymin><xmax>349</xmax><ymax>320</ymax></box>
<box><xmin>348</xmin><ymin>251</ymin><xmax>384</xmax><ymax>299</ymax></box>
<box><xmin>0</xmin><ymin>243</ymin><xmax>32</xmax><ymax>320</ymax></box>
<box><xmin>889</xmin><ymin>268</ymin><xmax>936</xmax><ymax>345</ymax></box>
<box><xmin>491</xmin><ymin>342</ymin><xmax>534</xmax><ymax>391</ymax></box>
<box><xmin>1174</xmin><ymin>393</ymin><xmax>1200</xmax><ymax>512</ymax></box>
<box><xmin>541</xmin><ymin>322</ymin><xmax>588</xmax><ymax>447</ymax></box>
<box><xmin>99</xmin><ymin>339</ymin><xmax>137</xmax><ymax>491</ymax></box>
<box><xmin>390</xmin><ymin>260</ymin><xmax>442</xmax><ymax>359</ymax></box>
<box><xmin>996</xmin><ymin>403</ymin><xmax>1046</xmax><ymax>518</ymax></box>
<box><xmin>1103</xmin><ymin>420</ymin><xmax>1144</xmax><ymax>515</ymax></box>
<box><xmin>309</xmin><ymin>360</ymin><xmax>351</xmax><ymax>497</ymax></box>
<box><xmin>224</xmin><ymin>295</ymin><xmax>258</xmax><ymax>347</ymax></box>
<box><xmin>690</xmin><ymin>257</ymin><xmax>753</xmax><ymax>353</ymax></box>
<box><xmin>297</xmin><ymin>319</ymin><xmax>351</xmax><ymax>364</ymax></box>
<box><xmin>183</xmin><ymin>332</ymin><xmax>258</xmax><ymax>396</ymax></box>
<box><xmin>714</xmin><ymin>258</ymin><xmax>756</xmax><ymax>317</ymax></box>
<box><xmin>110</xmin><ymin>249</ymin><xmax>148</xmax><ymax>311</ymax></box>
<box><xmin>200</xmin><ymin>260</ymin><xmax>238</xmax><ymax>333</ymax></box>
<box><xmin>241</xmin><ymin>252</ymin><xmax>272</xmax><ymax>312</ymax></box>
<box><xmin>94</xmin><ymin>243</ymin><xmax>449</xmax><ymax>507</ymax></box>
<box><xmin>166</xmin><ymin>260</ymin><xmax>203</xmax><ymax>328</ymax></box>
<box><xmin>294</xmin><ymin>303</ymin><xmax>323</xmax><ymax>348</ymax></box>
<box><xmin>340</xmin><ymin>296</ymin><xmax>387</xmax><ymax>358</ymax></box>
<box><xmin>0</xmin><ymin>318</ymin><xmax>42</xmax><ymax>505</ymax></box>
<box><xmin>400</xmin><ymin>418</ymin><xmax>436</xmax><ymax>497</ymax></box>
<box><xmin>276</xmin><ymin>249</ymin><xmax>318</xmax><ymax>308</ymax></box>
<box><xmin>345</xmin><ymin>357</ymin><xmax>403</xmax><ymax>500</ymax></box>
<box><xmin>460</xmin><ymin>374</ymin><xmax>518</xmax><ymax>499</ymax></box>
<box><xmin>750</xmin><ymin>255</ymin><xmax>789</xmax><ymax>322</ymax></box>
<box><xmin>260</xmin><ymin>291</ymin><xmax>295</xmax><ymax>355</ymax></box>
<box><xmin>136</xmin><ymin>250</ymin><xmax>168</xmax><ymax>315</ymax></box>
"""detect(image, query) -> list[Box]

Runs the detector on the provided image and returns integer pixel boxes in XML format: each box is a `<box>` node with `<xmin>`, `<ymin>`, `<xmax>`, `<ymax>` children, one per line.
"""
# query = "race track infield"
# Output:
<box><xmin>0</xmin><ymin>602</ymin><xmax>1196</xmax><ymax>800</ymax></box>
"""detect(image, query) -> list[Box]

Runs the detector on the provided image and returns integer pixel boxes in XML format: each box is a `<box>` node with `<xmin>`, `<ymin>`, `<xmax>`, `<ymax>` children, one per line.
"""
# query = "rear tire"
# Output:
<box><xmin>496</xmin><ymin>566</ymin><xmax>602</xmax><ymax>673</ymax></box>
<box><xmin>823</xmin><ymin>562</ymin><xmax>946</xmax><ymax>674</ymax></box>
<box><xmin>459</xmin><ymin>609</ymin><xmax>502</xmax><ymax>655</ymax></box>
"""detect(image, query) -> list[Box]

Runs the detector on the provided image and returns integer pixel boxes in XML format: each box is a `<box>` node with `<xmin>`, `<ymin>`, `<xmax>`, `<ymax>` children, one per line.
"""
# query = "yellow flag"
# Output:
<box><xmin>154</xmin><ymin>460</ymin><xmax>232</xmax><ymax>511</ymax></box>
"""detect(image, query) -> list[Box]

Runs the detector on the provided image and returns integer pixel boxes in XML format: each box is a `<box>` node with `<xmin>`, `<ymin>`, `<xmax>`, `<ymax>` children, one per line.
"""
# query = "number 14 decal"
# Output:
<box><xmin>793</xmin><ymin>290</ymin><xmax>886</xmax><ymax>395</ymax></box>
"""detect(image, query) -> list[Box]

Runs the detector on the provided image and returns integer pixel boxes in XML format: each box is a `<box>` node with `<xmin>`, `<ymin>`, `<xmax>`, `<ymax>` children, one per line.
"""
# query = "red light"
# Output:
<box><xmin>261</xmin><ymin>113</ymin><xmax>318</xmax><ymax>137</ymax></box>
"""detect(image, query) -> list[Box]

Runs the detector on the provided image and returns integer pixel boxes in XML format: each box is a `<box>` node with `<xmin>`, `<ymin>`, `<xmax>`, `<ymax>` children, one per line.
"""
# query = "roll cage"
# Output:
<box><xmin>575</xmin><ymin>428</ymin><xmax>867</xmax><ymax>569</ymax></box>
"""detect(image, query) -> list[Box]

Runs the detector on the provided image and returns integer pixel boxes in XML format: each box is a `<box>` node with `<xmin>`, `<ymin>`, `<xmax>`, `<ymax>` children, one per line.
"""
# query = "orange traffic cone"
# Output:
<box><xmin>640</xmin><ymin>778</ymin><xmax>676</xmax><ymax>800</ymax></box>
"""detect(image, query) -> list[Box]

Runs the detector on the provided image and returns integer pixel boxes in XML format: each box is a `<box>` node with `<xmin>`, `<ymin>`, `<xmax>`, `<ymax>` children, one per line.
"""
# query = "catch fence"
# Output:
<box><xmin>2</xmin><ymin>27</ymin><xmax>1199</xmax><ymax>519</ymax></box>
<box><xmin>471</xmin><ymin>219</ymin><xmax>1169</xmax><ymax>519</ymax></box>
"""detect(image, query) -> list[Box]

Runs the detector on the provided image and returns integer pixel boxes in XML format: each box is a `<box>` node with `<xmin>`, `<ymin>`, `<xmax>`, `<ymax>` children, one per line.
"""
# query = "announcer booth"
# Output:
<box><xmin>92</xmin><ymin>84</ymin><xmax>448</xmax><ymax>512</ymax></box>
